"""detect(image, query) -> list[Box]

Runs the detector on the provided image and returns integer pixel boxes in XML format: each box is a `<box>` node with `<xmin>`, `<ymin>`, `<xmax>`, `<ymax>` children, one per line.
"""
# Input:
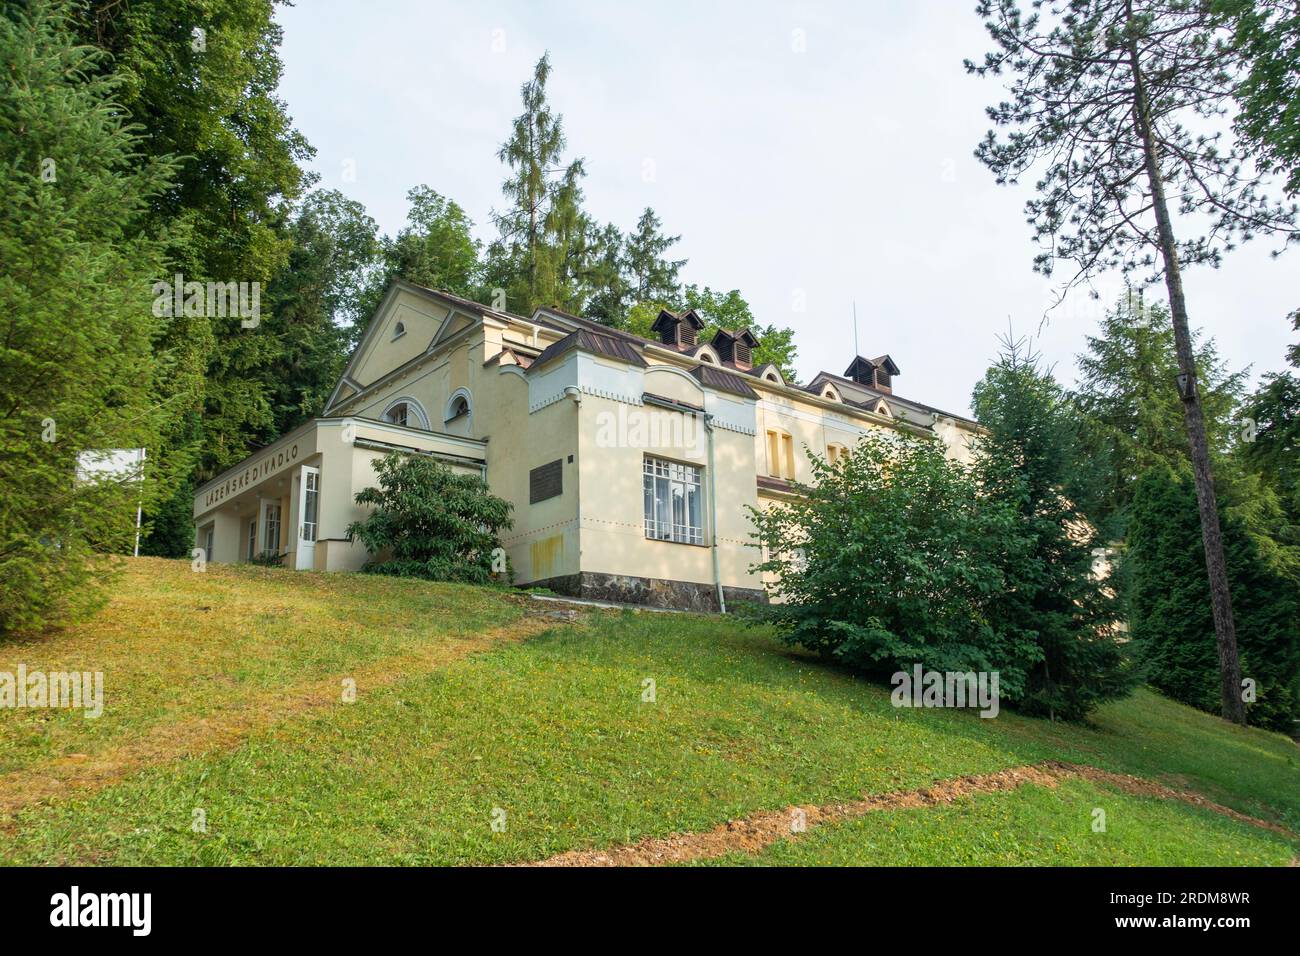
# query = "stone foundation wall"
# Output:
<box><xmin>529</xmin><ymin>572</ymin><xmax>767</xmax><ymax>612</ymax></box>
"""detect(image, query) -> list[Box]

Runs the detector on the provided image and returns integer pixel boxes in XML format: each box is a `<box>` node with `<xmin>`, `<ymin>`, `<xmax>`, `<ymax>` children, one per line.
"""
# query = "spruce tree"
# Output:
<box><xmin>0</xmin><ymin>1</ymin><xmax>181</xmax><ymax>632</ymax></box>
<box><xmin>624</xmin><ymin>208</ymin><xmax>687</xmax><ymax>305</ymax></box>
<box><xmin>1074</xmin><ymin>294</ymin><xmax>1245</xmax><ymax>531</ymax></box>
<box><xmin>1128</xmin><ymin>465</ymin><xmax>1300</xmax><ymax>731</ymax></box>
<box><xmin>972</xmin><ymin>336</ymin><xmax>1133</xmax><ymax>720</ymax></box>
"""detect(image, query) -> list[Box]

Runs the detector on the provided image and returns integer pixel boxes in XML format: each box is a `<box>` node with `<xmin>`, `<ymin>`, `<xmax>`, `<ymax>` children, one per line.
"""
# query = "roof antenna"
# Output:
<box><xmin>852</xmin><ymin>300</ymin><xmax>859</xmax><ymax>357</ymax></box>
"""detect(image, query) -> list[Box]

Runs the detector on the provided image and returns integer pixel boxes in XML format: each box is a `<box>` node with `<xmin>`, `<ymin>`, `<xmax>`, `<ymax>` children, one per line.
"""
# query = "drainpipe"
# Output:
<box><xmin>704</xmin><ymin>412</ymin><xmax>727</xmax><ymax>614</ymax></box>
<box><xmin>564</xmin><ymin>386</ymin><xmax>582</xmax><ymax>585</ymax></box>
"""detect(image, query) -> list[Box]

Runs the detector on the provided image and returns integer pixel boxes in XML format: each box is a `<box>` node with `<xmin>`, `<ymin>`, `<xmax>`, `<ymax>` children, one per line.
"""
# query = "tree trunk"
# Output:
<box><xmin>1126</xmin><ymin>33</ymin><xmax>1246</xmax><ymax>724</ymax></box>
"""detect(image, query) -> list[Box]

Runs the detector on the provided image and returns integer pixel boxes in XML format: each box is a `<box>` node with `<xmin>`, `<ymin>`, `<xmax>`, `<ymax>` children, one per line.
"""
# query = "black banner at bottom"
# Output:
<box><xmin>0</xmin><ymin>865</ymin><xmax>1288</xmax><ymax>941</ymax></box>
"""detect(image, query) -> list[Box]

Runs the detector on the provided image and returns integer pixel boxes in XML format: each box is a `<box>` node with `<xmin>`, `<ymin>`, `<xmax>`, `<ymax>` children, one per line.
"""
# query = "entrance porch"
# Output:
<box><xmin>193</xmin><ymin>417</ymin><xmax>487</xmax><ymax>572</ymax></box>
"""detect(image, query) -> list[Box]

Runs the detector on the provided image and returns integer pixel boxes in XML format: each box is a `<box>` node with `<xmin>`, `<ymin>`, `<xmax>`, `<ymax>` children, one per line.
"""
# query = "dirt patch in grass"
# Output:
<box><xmin>526</xmin><ymin>761</ymin><xmax>1296</xmax><ymax>866</ymax></box>
<box><xmin>1066</xmin><ymin>763</ymin><xmax>1296</xmax><ymax>839</ymax></box>
<box><xmin>0</xmin><ymin>612</ymin><xmax>561</xmax><ymax>825</ymax></box>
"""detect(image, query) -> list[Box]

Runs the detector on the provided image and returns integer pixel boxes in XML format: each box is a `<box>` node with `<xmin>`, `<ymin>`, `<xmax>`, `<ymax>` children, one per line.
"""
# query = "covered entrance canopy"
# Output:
<box><xmin>193</xmin><ymin>417</ymin><xmax>487</xmax><ymax>571</ymax></box>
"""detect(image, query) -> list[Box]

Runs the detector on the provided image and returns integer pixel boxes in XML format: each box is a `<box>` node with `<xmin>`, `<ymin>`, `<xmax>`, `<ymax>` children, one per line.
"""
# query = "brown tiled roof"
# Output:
<box><xmin>530</xmin><ymin>328</ymin><xmax>647</xmax><ymax>369</ymax></box>
<box><xmin>690</xmin><ymin>363</ymin><xmax>758</xmax><ymax>399</ymax></box>
<box><xmin>811</xmin><ymin>370</ymin><xmax>979</xmax><ymax>426</ymax></box>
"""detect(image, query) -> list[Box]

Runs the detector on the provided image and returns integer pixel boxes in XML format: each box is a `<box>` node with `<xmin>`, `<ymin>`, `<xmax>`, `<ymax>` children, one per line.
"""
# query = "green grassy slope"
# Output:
<box><xmin>1</xmin><ymin>560</ymin><xmax>1295</xmax><ymax>865</ymax></box>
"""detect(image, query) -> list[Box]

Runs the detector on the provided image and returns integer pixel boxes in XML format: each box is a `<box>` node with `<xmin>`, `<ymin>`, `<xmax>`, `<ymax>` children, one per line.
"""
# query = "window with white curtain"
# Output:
<box><xmin>263</xmin><ymin>503</ymin><xmax>281</xmax><ymax>555</ymax></box>
<box><xmin>643</xmin><ymin>456</ymin><xmax>703</xmax><ymax>545</ymax></box>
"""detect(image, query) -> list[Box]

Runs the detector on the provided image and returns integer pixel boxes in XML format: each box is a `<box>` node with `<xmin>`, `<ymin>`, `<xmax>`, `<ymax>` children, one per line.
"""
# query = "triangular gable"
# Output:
<box><xmin>326</xmin><ymin>280</ymin><xmax>480</xmax><ymax>413</ymax></box>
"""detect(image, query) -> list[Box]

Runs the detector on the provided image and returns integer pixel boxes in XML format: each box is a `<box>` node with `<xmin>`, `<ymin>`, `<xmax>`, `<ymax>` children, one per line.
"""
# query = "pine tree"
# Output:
<box><xmin>972</xmin><ymin>336</ymin><xmax>1133</xmax><ymax>720</ymax></box>
<box><xmin>969</xmin><ymin>0</ymin><xmax>1300</xmax><ymax>721</ymax></box>
<box><xmin>0</xmin><ymin>1</ymin><xmax>182</xmax><ymax>632</ymax></box>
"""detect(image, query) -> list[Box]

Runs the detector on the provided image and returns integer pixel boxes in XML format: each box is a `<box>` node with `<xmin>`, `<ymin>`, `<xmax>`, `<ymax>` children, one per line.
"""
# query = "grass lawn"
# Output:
<box><xmin>691</xmin><ymin>778</ymin><xmax>1299</xmax><ymax>866</ymax></box>
<box><xmin>1</xmin><ymin>558</ymin><xmax>1296</xmax><ymax>865</ymax></box>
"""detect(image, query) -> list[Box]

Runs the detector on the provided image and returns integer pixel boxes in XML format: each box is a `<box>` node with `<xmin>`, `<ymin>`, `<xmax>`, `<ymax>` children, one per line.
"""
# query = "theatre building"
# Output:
<box><xmin>194</xmin><ymin>280</ymin><xmax>980</xmax><ymax>609</ymax></box>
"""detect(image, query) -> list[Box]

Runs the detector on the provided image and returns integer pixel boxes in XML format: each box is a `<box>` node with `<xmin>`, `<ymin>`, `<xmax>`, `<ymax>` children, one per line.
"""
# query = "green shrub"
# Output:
<box><xmin>750</xmin><ymin>430</ymin><xmax>1034</xmax><ymax>695</ymax></box>
<box><xmin>347</xmin><ymin>452</ymin><xmax>513</xmax><ymax>585</ymax></box>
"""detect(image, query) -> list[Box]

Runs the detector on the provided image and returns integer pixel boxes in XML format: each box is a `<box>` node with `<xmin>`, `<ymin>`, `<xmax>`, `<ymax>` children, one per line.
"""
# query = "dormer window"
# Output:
<box><xmin>844</xmin><ymin>354</ymin><xmax>899</xmax><ymax>394</ymax></box>
<box><xmin>650</xmin><ymin>308</ymin><xmax>705</xmax><ymax>349</ymax></box>
<box><xmin>710</xmin><ymin>327</ymin><xmax>760</xmax><ymax>369</ymax></box>
<box><xmin>392</xmin><ymin>321</ymin><xmax>406</xmax><ymax>341</ymax></box>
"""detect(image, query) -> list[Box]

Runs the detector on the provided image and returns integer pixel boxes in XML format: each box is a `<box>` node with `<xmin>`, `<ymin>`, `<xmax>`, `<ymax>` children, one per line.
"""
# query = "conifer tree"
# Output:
<box><xmin>487</xmin><ymin>53</ymin><xmax>587</xmax><ymax>315</ymax></box>
<box><xmin>1128</xmin><ymin>465</ymin><xmax>1300</xmax><ymax>731</ymax></box>
<box><xmin>968</xmin><ymin>0</ymin><xmax>1300</xmax><ymax>721</ymax></box>
<box><xmin>624</xmin><ymin>208</ymin><xmax>687</xmax><ymax>305</ymax></box>
<box><xmin>972</xmin><ymin>336</ymin><xmax>1132</xmax><ymax>720</ymax></box>
<box><xmin>1074</xmin><ymin>294</ymin><xmax>1245</xmax><ymax>530</ymax></box>
<box><xmin>0</xmin><ymin>1</ymin><xmax>182</xmax><ymax>632</ymax></box>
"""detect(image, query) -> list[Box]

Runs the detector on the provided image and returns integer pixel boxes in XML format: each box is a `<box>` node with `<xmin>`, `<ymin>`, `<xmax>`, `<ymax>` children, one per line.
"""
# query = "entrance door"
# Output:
<box><xmin>295</xmin><ymin>465</ymin><xmax>319</xmax><ymax>570</ymax></box>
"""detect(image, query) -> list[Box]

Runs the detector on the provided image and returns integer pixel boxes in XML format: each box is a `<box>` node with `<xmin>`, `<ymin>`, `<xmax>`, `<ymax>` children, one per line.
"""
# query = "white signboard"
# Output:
<box><xmin>76</xmin><ymin>448</ymin><xmax>147</xmax><ymax>556</ymax></box>
<box><xmin>76</xmin><ymin>448</ymin><xmax>146</xmax><ymax>484</ymax></box>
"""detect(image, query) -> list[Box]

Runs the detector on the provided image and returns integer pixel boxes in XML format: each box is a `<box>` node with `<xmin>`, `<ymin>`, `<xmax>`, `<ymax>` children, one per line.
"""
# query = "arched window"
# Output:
<box><xmin>444</xmin><ymin>388</ymin><xmax>473</xmax><ymax>424</ymax></box>
<box><xmin>699</xmin><ymin>353</ymin><xmax>716</xmax><ymax>365</ymax></box>
<box><xmin>392</xmin><ymin>321</ymin><xmax>406</xmax><ymax>340</ymax></box>
<box><xmin>381</xmin><ymin>396</ymin><xmax>430</xmax><ymax>430</ymax></box>
<box><xmin>385</xmin><ymin>402</ymin><xmax>409</xmax><ymax>426</ymax></box>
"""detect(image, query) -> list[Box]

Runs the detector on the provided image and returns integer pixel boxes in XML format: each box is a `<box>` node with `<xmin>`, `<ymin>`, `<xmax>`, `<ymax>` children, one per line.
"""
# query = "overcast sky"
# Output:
<box><xmin>275</xmin><ymin>0</ymin><xmax>1296</xmax><ymax>418</ymax></box>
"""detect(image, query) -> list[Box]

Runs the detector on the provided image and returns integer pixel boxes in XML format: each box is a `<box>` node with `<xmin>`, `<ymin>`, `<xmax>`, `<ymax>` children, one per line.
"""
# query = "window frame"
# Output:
<box><xmin>642</xmin><ymin>456</ymin><xmax>705</xmax><ymax>546</ymax></box>
<box><xmin>766</xmin><ymin>428</ymin><xmax>795</xmax><ymax>480</ymax></box>
<box><xmin>264</xmin><ymin>503</ymin><xmax>282</xmax><ymax>555</ymax></box>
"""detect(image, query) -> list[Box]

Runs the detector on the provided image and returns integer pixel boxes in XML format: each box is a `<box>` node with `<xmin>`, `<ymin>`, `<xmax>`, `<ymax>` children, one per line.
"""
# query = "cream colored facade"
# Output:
<box><xmin>193</xmin><ymin>279</ymin><xmax>981</xmax><ymax>609</ymax></box>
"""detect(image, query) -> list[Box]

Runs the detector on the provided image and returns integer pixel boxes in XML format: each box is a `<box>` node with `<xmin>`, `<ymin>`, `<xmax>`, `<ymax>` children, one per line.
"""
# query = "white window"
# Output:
<box><xmin>247</xmin><ymin>519</ymin><xmax>257</xmax><ymax>560</ymax></box>
<box><xmin>264</xmin><ymin>503</ymin><xmax>281</xmax><ymax>555</ymax></box>
<box><xmin>385</xmin><ymin>402</ymin><xmax>409</xmax><ymax>427</ymax></box>
<box><xmin>302</xmin><ymin>473</ymin><xmax>318</xmax><ymax>543</ymax></box>
<box><xmin>643</xmin><ymin>457</ymin><xmax>703</xmax><ymax>545</ymax></box>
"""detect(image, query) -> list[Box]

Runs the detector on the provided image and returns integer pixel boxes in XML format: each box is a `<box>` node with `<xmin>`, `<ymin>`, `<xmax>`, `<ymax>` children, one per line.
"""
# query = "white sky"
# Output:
<box><xmin>276</xmin><ymin>0</ymin><xmax>1296</xmax><ymax>417</ymax></box>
